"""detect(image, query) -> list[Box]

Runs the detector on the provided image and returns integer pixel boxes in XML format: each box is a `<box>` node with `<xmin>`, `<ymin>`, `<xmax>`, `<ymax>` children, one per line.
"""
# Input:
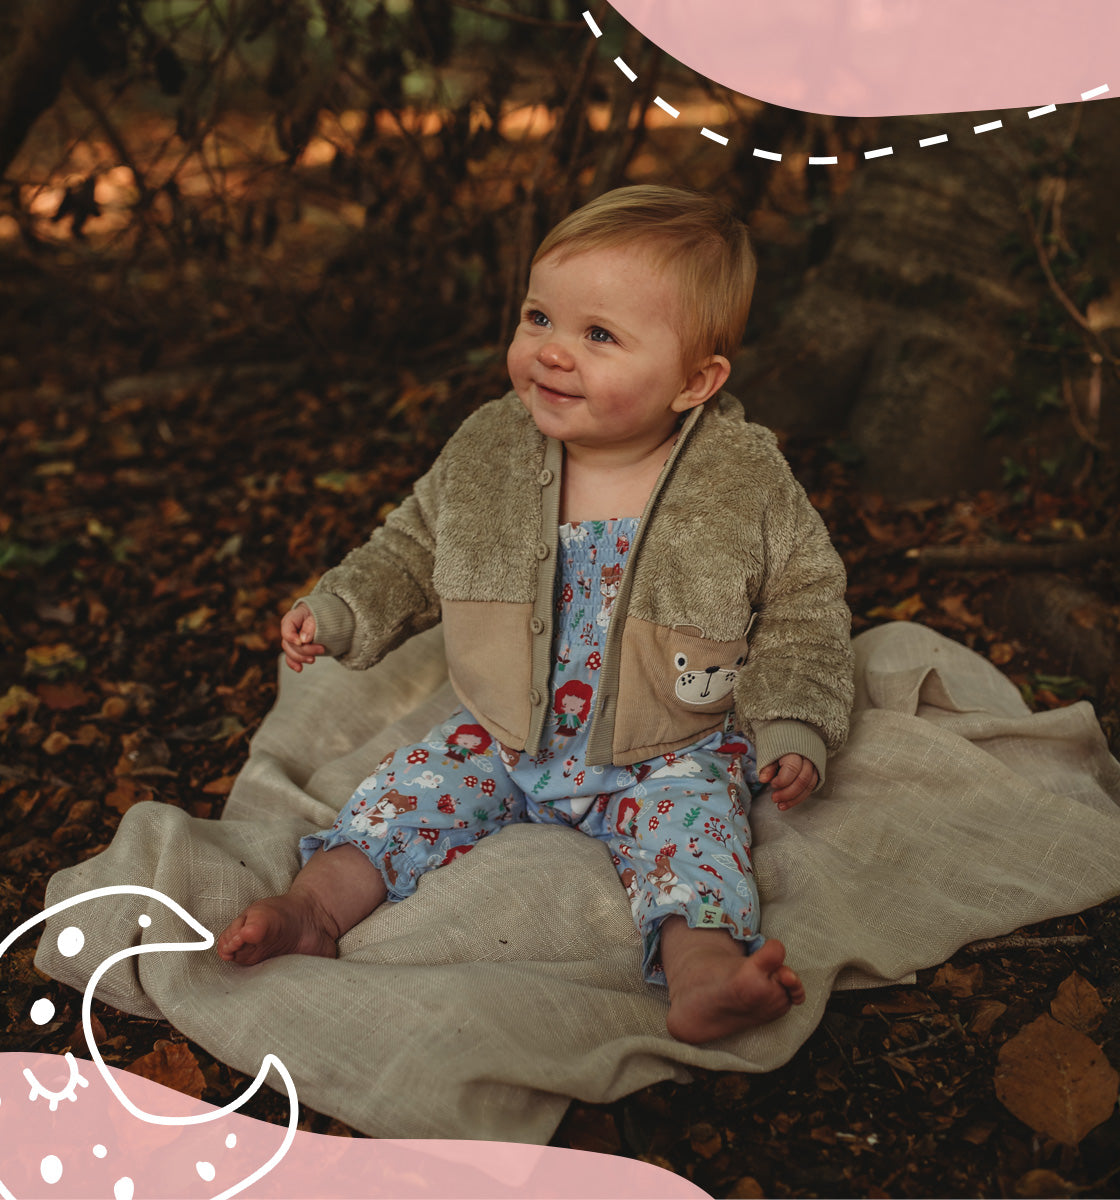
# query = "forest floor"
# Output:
<box><xmin>2</xmin><ymin>86</ymin><xmax>1120</xmax><ymax>1191</ymax></box>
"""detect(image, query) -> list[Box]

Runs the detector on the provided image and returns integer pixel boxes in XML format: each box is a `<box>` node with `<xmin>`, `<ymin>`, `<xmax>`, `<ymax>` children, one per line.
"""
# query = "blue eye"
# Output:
<box><xmin>526</xmin><ymin>309</ymin><xmax>550</xmax><ymax>328</ymax></box>
<box><xmin>588</xmin><ymin>327</ymin><xmax>615</xmax><ymax>343</ymax></box>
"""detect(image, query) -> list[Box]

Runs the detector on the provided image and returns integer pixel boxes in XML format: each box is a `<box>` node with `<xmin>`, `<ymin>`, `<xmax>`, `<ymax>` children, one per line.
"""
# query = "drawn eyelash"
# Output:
<box><xmin>24</xmin><ymin>1051</ymin><xmax>90</xmax><ymax>1111</ymax></box>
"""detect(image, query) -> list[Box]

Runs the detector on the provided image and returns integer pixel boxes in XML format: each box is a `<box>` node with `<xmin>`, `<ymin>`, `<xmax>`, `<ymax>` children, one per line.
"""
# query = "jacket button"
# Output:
<box><xmin>535</xmin><ymin>542</ymin><xmax>550</xmax><ymax>560</ymax></box>
<box><xmin>538</xmin><ymin>468</ymin><xmax>554</xmax><ymax>486</ymax></box>
<box><xmin>529</xmin><ymin>688</ymin><xmax>543</xmax><ymax>706</ymax></box>
<box><xmin>530</xmin><ymin>617</ymin><xmax>545</xmax><ymax>634</ymax></box>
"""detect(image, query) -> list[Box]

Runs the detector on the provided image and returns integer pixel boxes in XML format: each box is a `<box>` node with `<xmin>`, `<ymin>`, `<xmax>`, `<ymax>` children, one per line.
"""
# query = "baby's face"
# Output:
<box><xmin>507</xmin><ymin>244</ymin><xmax>701</xmax><ymax>459</ymax></box>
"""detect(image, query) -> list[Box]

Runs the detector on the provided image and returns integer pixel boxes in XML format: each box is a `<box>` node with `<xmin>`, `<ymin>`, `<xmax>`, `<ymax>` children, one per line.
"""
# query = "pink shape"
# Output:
<box><xmin>0</xmin><ymin>1053</ymin><xmax>708</xmax><ymax>1199</ymax></box>
<box><xmin>609</xmin><ymin>0</ymin><xmax>1118</xmax><ymax>116</ymax></box>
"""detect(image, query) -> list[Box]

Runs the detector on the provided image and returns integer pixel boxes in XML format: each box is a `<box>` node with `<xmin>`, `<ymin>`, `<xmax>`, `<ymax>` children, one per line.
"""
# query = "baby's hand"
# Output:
<box><xmin>280</xmin><ymin>604</ymin><xmax>326</xmax><ymax>672</ymax></box>
<box><xmin>759</xmin><ymin>754</ymin><xmax>818</xmax><ymax>811</ymax></box>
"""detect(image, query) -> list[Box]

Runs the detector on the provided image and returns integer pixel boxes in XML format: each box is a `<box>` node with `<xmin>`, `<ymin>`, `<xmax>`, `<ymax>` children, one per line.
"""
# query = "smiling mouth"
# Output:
<box><xmin>535</xmin><ymin>382</ymin><xmax>584</xmax><ymax>402</ymax></box>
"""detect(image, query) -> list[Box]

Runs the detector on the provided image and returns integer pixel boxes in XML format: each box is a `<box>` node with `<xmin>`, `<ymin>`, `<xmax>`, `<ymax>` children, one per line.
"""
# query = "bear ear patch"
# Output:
<box><xmin>673</xmin><ymin>652</ymin><xmax>689</xmax><ymax>670</ymax></box>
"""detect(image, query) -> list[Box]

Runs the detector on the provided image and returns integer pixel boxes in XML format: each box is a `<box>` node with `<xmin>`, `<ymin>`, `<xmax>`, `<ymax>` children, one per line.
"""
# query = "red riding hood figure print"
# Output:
<box><xmin>445</xmin><ymin>723</ymin><xmax>492</xmax><ymax>761</ymax></box>
<box><xmin>554</xmin><ymin>678</ymin><xmax>594</xmax><ymax>736</ymax></box>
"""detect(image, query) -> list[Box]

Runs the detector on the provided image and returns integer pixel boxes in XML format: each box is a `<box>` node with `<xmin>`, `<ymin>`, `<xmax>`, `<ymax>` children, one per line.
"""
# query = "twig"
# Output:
<box><xmin>962</xmin><ymin>934</ymin><xmax>1092</xmax><ymax>956</ymax></box>
<box><xmin>65</xmin><ymin>66</ymin><xmax>148</xmax><ymax>198</ymax></box>
<box><xmin>1024</xmin><ymin>201</ymin><xmax>1119</xmax><ymax>369</ymax></box>
<box><xmin>856</xmin><ymin>1025</ymin><xmax>959</xmax><ymax>1067</ymax></box>
<box><xmin>907</xmin><ymin>535</ymin><xmax>1120</xmax><ymax>571</ymax></box>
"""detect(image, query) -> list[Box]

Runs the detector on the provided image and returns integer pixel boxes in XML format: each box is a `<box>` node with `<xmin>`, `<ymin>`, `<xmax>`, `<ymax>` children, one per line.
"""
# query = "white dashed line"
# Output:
<box><xmin>580</xmin><ymin>10</ymin><xmax>1110</xmax><ymax>164</ymax></box>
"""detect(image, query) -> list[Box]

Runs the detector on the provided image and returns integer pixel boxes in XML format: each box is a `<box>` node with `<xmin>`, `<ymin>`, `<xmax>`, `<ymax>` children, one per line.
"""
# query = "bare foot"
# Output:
<box><xmin>662</xmin><ymin>930</ymin><xmax>806</xmax><ymax>1044</ymax></box>
<box><xmin>216</xmin><ymin>895</ymin><xmax>339</xmax><ymax>966</ymax></box>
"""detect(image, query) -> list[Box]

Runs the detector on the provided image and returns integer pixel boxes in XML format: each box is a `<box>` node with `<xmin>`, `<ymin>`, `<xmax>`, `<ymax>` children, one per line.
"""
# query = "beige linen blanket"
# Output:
<box><xmin>35</xmin><ymin>622</ymin><xmax>1120</xmax><ymax>1144</ymax></box>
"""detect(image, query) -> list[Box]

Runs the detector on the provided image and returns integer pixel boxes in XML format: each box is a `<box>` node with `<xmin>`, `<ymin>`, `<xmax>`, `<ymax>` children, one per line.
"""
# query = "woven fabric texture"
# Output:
<box><xmin>35</xmin><ymin>621</ymin><xmax>1120</xmax><ymax>1143</ymax></box>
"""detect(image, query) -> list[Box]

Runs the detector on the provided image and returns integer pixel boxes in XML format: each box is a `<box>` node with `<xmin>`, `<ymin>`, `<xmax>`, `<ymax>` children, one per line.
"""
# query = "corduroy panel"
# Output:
<box><xmin>442</xmin><ymin>599</ymin><xmax>534</xmax><ymax>748</ymax></box>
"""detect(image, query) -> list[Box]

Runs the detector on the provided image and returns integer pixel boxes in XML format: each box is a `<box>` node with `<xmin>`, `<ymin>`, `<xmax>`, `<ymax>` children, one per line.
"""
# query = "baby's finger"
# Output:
<box><xmin>770</xmin><ymin>758</ymin><xmax>801</xmax><ymax>790</ymax></box>
<box><xmin>771</xmin><ymin>760</ymin><xmax>815</xmax><ymax>808</ymax></box>
<box><xmin>281</xmin><ymin>638</ymin><xmax>321</xmax><ymax>664</ymax></box>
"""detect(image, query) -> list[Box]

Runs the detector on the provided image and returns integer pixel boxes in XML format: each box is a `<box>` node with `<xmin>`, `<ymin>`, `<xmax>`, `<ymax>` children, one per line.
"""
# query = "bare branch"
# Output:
<box><xmin>907</xmin><ymin>535</ymin><xmax>1120</xmax><ymax>572</ymax></box>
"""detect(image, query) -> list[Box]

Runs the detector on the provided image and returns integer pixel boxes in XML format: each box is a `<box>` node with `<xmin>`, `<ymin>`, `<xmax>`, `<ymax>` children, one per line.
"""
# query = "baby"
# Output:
<box><xmin>218</xmin><ymin>185</ymin><xmax>854</xmax><ymax>1045</ymax></box>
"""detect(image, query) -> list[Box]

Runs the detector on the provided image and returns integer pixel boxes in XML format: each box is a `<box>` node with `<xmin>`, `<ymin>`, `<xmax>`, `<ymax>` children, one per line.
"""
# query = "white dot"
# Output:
<box><xmin>30</xmin><ymin>997</ymin><xmax>56</xmax><ymax>1025</ymax></box>
<box><xmin>138</xmin><ymin>914</ymin><xmax>152</xmax><ymax>928</ymax></box>
<box><xmin>57</xmin><ymin>926</ymin><xmax>85</xmax><ymax>956</ymax></box>
<box><xmin>225</xmin><ymin>1133</ymin><xmax>237</xmax><ymax>1149</ymax></box>
<box><xmin>114</xmin><ymin>1177</ymin><xmax>134</xmax><ymax>1200</ymax></box>
<box><xmin>196</xmin><ymin>1161</ymin><xmax>216</xmax><ymax>1183</ymax></box>
<box><xmin>93</xmin><ymin>1145</ymin><xmax>107</xmax><ymax>1159</ymax></box>
<box><xmin>40</xmin><ymin>1156</ymin><xmax>63</xmax><ymax>1185</ymax></box>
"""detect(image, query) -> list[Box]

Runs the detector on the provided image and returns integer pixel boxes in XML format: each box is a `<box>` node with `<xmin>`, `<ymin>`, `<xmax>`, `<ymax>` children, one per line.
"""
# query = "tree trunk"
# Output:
<box><xmin>0</xmin><ymin>0</ymin><xmax>106</xmax><ymax>179</ymax></box>
<box><xmin>729</xmin><ymin>112</ymin><xmax>1074</xmax><ymax>500</ymax></box>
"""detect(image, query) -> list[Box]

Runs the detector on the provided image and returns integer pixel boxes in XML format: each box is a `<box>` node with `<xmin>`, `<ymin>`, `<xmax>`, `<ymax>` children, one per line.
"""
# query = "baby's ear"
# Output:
<box><xmin>673</xmin><ymin>354</ymin><xmax>731</xmax><ymax>412</ymax></box>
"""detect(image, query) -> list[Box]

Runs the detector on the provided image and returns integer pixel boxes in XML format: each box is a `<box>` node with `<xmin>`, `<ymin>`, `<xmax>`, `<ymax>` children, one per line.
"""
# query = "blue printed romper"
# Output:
<box><xmin>300</xmin><ymin>518</ymin><xmax>766</xmax><ymax>982</ymax></box>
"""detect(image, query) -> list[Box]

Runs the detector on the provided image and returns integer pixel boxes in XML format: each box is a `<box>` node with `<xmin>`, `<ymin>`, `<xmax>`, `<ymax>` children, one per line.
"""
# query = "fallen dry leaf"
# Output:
<box><xmin>25</xmin><ymin>643</ymin><xmax>84</xmax><ymax>675</ymax></box>
<box><xmin>726</xmin><ymin>1178</ymin><xmax>765</xmax><ymax>1200</ymax></box>
<box><xmin>203</xmin><ymin>774</ymin><xmax>237</xmax><ymax>795</ymax></box>
<box><xmin>36</xmin><ymin>681</ymin><xmax>92</xmax><ymax>711</ymax></box>
<box><xmin>937</xmin><ymin>594</ymin><xmax>984</xmax><ymax>629</ymax></box>
<box><xmin>867</xmin><ymin>594</ymin><xmax>924</xmax><ymax>622</ymax></box>
<box><xmin>177</xmin><ymin>604</ymin><xmax>216</xmax><ymax>634</ymax></box>
<box><xmin>1050</xmin><ymin>973</ymin><xmax>1106</xmax><ymax>1034</ymax></box>
<box><xmin>41</xmin><ymin>730</ymin><xmax>71</xmax><ymax>755</ymax></box>
<box><xmin>994</xmin><ymin>1014</ymin><xmax>1118</xmax><ymax>1146</ymax></box>
<box><xmin>104</xmin><ymin>777</ymin><xmax>150</xmax><ymax>814</ymax></box>
<box><xmin>931</xmin><ymin>962</ymin><xmax>984</xmax><ymax>998</ymax></box>
<box><xmin>1014</xmin><ymin>1168</ymin><xmax>1075</xmax><ymax>1198</ymax></box>
<box><xmin>125</xmin><ymin>1039</ymin><xmax>206</xmax><ymax>1099</ymax></box>
<box><xmin>970</xmin><ymin>999</ymin><xmax>1008</xmax><ymax>1038</ymax></box>
<box><xmin>988</xmin><ymin>642</ymin><xmax>1015</xmax><ymax>666</ymax></box>
<box><xmin>99</xmin><ymin>695</ymin><xmax>130</xmax><ymax>720</ymax></box>
<box><xmin>688</xmin><ymin>1122</ymin><xmax>723</xmax><ymax>1158</ymax></box>
<box><xmin>115</xmin><ymin>730</ymin><xmax>173</xmax><ymax>777</ymax></box>
<box><xmin>0</xmin><ymin>685</ymin><xmax>39</xmax><ymax>725</ymax></box>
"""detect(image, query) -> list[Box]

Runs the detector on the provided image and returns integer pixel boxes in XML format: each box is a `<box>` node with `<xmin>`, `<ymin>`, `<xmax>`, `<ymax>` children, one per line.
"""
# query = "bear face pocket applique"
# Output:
<box><xmin>672</xmin><ymin>650</ymin><xmax>747</xmax><ymax>707</ymax></box>
<box><xmin>616</xmin><ymin>619</ymin><xmax>755</xmax><ymax>757</ymax></box>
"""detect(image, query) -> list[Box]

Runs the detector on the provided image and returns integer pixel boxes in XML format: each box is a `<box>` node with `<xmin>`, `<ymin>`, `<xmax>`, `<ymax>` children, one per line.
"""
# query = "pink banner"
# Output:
<box><xmin>0</xmin><ymin>1052</ymin><xmax>707</xmax><ymax>1200</ymax></box>
<box><xmin>608</xmin><ymin>0</ymin><xmax>1117</xmax><ymax>116</ymax></box>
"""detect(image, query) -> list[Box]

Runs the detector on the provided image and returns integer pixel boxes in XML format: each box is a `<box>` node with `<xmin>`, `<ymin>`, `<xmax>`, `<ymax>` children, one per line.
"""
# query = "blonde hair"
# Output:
<box><xmin>532</xmin><ymin>185</ymin><xmax>756</xmax><ymax>370</ymax></box>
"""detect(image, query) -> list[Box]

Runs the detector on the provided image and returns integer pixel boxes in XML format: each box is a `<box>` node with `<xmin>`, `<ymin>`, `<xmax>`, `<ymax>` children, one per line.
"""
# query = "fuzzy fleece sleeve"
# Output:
<box><xmin>733</xmin><ymin>464</ymin><xmax>854</xmax><ymax>771</ymax></box>
<box><xmin>303</xmin><ymin>457</ymin><xmax>446</xmax><ymax>671</ymax></box>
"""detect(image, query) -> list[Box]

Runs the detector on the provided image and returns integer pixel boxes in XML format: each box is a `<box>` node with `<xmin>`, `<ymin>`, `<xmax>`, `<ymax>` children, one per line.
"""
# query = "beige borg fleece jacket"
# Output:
<box><xmin>299</xmin><ymin>390</ymin><xmax>854</xmax><ymax>782</ymax></box>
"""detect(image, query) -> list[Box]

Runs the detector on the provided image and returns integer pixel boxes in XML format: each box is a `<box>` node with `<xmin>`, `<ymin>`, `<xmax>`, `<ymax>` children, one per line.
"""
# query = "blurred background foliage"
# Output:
<box><xmin>0</xmin><ymin>0</ymin><xmax>872</xmax><ymax>400</ymax></box>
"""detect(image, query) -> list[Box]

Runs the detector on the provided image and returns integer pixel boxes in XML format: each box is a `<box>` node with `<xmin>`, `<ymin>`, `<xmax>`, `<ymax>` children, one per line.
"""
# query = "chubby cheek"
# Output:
<box><xmin>506</xmin><ymin>335</ymin><xmax>532</xmax><ymax>395</ymax></box>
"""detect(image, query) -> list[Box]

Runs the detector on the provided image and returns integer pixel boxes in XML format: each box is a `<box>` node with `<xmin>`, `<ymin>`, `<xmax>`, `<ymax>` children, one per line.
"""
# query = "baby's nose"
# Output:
<box><xmin>538</xmin><ymin>340</ymin><xmax>574</xmax><ymax>368</ymax></box>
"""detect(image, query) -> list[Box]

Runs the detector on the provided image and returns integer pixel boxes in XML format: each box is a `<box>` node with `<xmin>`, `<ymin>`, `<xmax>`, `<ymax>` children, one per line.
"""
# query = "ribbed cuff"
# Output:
<box><xmin>293</xmin><ymin>592</ymin><xmax>356</xmax><ymax>658</ymax></box>
<box><xmin>752</xmin><ymin>719</ymin><xmax>828</xmax><ymax>790</ymax></box>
